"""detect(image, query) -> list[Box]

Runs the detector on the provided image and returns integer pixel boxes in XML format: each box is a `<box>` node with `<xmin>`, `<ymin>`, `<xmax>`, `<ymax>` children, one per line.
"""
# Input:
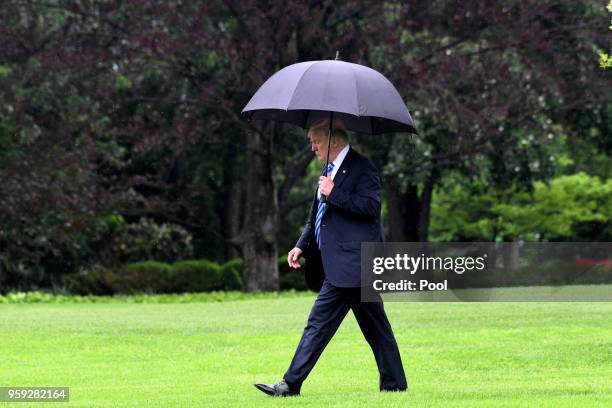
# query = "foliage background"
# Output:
<box><xmin>0</xmin><ymin>0</ymin><xmax>610</xmax><ymax>292</ymax></box>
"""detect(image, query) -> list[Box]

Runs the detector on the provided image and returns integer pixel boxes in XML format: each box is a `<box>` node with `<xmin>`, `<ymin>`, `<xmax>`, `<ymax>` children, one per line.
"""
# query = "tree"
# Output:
<box><xmin>599</xmin><ymin>0</ymin><xmax>612</xmax><ymax>68</ymax></box>
<box><xmin>358</xmin><ymin>0</ymin><xmax>610</xmax><ymax>242</ymax></box>
<box><xmin>0</xmin><ymin>1</ymin><xmax>391</xmax><ymax>291</ymax></box>
<box><xmin>429</xmin><ymin>172</ymin><xmax>612</xmax><ymax>242</ymax></box>
<box><xmin>1</xmin><ymin>1</ymin><xmax>609</xmax><ymax>292</ymax></box>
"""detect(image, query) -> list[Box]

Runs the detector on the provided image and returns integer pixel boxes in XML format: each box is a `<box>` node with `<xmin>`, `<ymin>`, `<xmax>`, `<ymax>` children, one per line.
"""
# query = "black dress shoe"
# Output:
<box><xmin>381</xmin><ymin>386</ymin><xmax>408</xmax><ymax>392</ymax></box>
<box><xmin>254</xmin><ymin>379</ymin><xmax>300</xmax><ymax>397</ymax></box>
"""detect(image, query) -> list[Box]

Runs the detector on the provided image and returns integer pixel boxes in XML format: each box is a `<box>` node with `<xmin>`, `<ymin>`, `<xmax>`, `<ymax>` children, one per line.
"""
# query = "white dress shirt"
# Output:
<box><xmin>318</xmin><ymin>144</ymin><xmax>350</xmax><ymax>200</ymax></box>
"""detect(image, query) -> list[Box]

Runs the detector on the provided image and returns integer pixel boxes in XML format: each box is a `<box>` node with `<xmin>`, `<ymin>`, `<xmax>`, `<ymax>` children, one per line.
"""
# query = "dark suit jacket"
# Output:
<box><xmin>296</xmin><ymin>147</ymin><xmax>384</xmax><ymax>290</ymax></box>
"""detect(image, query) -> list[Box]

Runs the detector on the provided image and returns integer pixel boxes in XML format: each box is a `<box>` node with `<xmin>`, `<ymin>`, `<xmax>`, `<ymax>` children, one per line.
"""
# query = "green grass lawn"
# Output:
<box><xmin>0</xmin><ymin>292</ymin><xmax>611</xmax><ymax>407</ymax></box>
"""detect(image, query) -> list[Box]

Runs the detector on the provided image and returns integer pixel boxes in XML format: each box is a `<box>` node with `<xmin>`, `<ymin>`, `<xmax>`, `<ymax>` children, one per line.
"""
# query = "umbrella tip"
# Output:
<box><xmin>335</xmin><ymin>50</ymin><xmax>341</xmax><ymax>60</ymax></box>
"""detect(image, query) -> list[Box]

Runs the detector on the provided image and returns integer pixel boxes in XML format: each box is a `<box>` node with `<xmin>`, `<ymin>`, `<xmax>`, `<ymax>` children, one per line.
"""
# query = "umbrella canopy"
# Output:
<box><xmin>242</xmin><ymin>58</ymin><xmax>417</xmax><ymax>135</ymax></box>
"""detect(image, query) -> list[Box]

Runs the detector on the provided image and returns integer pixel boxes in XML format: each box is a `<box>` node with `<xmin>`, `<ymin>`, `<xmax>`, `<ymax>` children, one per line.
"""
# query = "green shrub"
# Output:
<box><xmin>278</xmin><ymin>255</ymin><xmax>308</xmax><ymax>291</ymax></box>
<box><xmin>0</xmin><ymin>215</ymin><xmax>195</xmax><ymax>293</ymax></box>
<box><xmin>114</xmin><ymin>261</ymin><xmax>174</xmax><ymax>294</ymax></box>
<box><xmin>104</xmin><ymin>217</ymin><xmax>194</xmax><ymax>264</ymax></box>
<box><xmin>219</xmin><ymin>258</ymin><xmax>243</xmax><ymax>290</ymax></box>
<box><xmin>63</xmin><ymin>255</ymin><xmax>310</xmax><ymax>295</ymax></box>
<box><xmin>0</xmin><ymin>290</ymin><xmax>312</xmax><ymax>304</ymax></box>
<box><xmin>172</xmin><ymin>260</ymin><xmax>223</xmax><ymax>292</ymax></box>
<box><xmin>64</xmin><ymin>264</ymin><xmax>115</xmax><ymax>295</ymax></box>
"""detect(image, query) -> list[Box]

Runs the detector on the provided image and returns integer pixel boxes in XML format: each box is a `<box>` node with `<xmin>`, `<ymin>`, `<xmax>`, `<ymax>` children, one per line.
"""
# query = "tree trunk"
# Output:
<box><xmin>241</xmin><ymin>125</ymin><xmax>279</xmax><ymax>292</ymax></box>
<box><xmin>417</xmin><ymin>168</ymin><xmax>439</xmax><ymax>242</ymax></box>
<box><xmin>502</xmin><ymin>239</ymin><xmax>520</xmax><ymax>271</ymax></box>
<box><xmin>384</xmin><ymin>178</ymin><xmax>421</xmax><ymax>242</ymax></box>
<box><xmin>384</xmin><ymin>173</ymin><xmax>440</xmax><ymax>243</ymax></box>
<box><xmin>384</xmin><ymin>180</ymin><xmax>407</xmax><ymax>241</ymax></box>
<box><xmin>224</xmin><ymin>180</ymin><xmax>241</xmax><ymax>260</ymax></box>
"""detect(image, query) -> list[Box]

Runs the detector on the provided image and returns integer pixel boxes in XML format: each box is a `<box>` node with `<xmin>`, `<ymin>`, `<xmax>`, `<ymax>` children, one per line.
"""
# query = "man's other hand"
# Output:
<box><xmin>288</xmin><ymin>247</ymin><xmax>303</xmax><ymax>269</ymax></box>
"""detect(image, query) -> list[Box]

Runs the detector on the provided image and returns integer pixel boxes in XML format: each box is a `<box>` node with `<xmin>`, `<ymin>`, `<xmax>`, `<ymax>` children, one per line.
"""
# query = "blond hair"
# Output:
<box><xmin>307</xmin><ymin>118</ymin><xmax>349</xmax><ymax>143</ymax></box>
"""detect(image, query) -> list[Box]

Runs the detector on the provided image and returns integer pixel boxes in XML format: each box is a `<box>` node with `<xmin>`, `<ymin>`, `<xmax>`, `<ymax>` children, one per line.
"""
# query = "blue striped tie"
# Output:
<box><xmin>315</xmin><ymin>162</ymin><xmax>334</xmax><ymax>249</ymax></box>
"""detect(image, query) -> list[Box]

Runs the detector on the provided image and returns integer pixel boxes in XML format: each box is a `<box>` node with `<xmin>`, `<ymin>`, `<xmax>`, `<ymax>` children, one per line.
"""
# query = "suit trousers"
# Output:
<box><xmin>283</xmin><ymin>279</ymin><xmax>407</xmax><ymax>391</ymax></box>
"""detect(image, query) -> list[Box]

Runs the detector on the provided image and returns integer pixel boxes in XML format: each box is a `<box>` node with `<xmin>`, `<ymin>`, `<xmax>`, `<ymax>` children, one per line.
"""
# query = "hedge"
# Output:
<box><xmin>64</xmin><ymin>256</ymin><xmax>308</xmax><ymax>295</ymax></box>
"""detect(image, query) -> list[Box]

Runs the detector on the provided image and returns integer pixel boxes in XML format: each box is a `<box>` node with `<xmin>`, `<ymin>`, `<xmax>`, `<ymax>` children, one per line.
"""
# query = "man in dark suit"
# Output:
<box><xmin>255</xmin><ymin>120</ymin><xmax>407</xmax><ymax>396</ymax></box>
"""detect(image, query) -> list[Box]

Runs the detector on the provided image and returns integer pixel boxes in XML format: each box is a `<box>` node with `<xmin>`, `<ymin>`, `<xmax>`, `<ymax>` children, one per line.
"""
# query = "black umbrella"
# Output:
<box><xmin>242</xmin><ymin>52</ymin><xmax>417</xmax><ymax>199</ymax></box>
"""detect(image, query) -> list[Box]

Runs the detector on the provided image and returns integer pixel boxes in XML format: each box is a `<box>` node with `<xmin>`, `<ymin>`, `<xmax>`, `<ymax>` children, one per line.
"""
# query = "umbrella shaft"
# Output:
<box><xmin>325</xmin><ymin>111</ymin><xmax>333</xmax><ymax>176</ymax></box>
<box><xmin>321</xmin><ymin>111</ymin><xmax>334</xmax><ymax>204</ymax></box>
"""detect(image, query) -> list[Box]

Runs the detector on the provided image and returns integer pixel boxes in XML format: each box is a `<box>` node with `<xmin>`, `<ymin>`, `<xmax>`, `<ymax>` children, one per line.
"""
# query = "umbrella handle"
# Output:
<box><xmin>321</xmin><ymin>111</ymin><xmax>334</xmax><ymax>204</ymax></box>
